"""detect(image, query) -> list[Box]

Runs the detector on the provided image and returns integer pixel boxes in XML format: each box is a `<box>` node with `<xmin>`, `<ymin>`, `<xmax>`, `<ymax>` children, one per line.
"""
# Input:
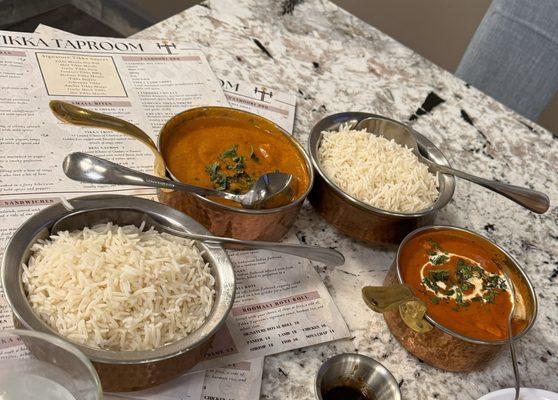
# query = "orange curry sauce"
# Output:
<box><xmin>163</xmin><ymin>116</ymin><xmax>309</xmax><ymax>208</ymax></box>
<box><xmin>400</xmin><ymin>230</ymin><xmax>528</xmax><ymax>342</ymax></box>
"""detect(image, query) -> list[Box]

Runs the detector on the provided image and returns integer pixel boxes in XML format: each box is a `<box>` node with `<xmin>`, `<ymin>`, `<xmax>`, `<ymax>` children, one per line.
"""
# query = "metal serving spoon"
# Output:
<box><xmin>354</xmin><ymin>118</ymin><xmax>549</xmax><ymax>214</ymax></box>
<box><xmin>51</xmin><ymin>208</ymin><xmax>345</xmax><ymax>266</ymax></box>
<box><xmin>502</xmin><ymin>273</ymin><xmax>521</xmax><ymax>400</ymax></box>
<box><xmin>63</xmin><ymin>152</ymin><xmax>294</xmax><ymax>209</ymax></box>
<box><xmin>50</xmin><ymin>100</ymin><xmax>167</xmax><ymax>178</ymax></box>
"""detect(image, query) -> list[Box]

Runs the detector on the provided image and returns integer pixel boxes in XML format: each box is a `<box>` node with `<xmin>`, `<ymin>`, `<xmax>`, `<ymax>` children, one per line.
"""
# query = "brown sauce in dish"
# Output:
<box><xmin>399</xmin><ymin>229</ymin><xmax>528</xmax><ymax>342</ymax></box>
<box><xmin>163</xmin><ymin>116</ymin><xmax>309</xmax><ymax>208</ymax></box>
<box><xmin>323</xmin><ymin>385</ymin><xmax>372</xmax><ymax>400</ymax></box>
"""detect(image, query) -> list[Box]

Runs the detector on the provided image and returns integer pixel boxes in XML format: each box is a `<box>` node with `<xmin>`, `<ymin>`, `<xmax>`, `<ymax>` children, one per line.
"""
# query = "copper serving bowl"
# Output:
<box><xmin>381</xmin><ymin>225</ymin><xmax>537</xmax><ymax>372</ymax></box>
<box><xmin>308</xmin><ymin>112</ymin><xmax>455</xmax><ymax>246</ymax></box>
<box><xmin>158</xmin><ymin>107</ymin><xmax>314</xmax><ymax>241</ymax></box>
<box><xmin>2</xmin><ymin>195</ymin><xmax>235</xmax><ymax>392</ymax></box>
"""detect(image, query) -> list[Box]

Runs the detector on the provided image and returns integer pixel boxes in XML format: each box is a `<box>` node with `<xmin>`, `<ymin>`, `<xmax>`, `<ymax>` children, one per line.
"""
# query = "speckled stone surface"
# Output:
<box><xmin>135</xmin><ymin>1</ymin><xmax>558</xmax><ymax>399</ymax></box>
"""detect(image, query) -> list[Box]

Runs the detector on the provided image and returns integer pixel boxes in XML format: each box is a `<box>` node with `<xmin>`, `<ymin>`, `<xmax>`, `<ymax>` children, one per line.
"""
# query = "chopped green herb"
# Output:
<box><xmin>205</xmin><ymin>161</ymin><xmax>220</xmax><ymax>177</ymax></box>
<box><xmin>421</xmin><ymin>243</ymin><xmax>509</xmax><ymax>311</ymax></box>
<box><xmin>430</xmin><ymin>296</ymin><xmax>440</xmax><ymax>305</ymax></box>
<box><xmin>456</xmin><ymin>258</ymin><xmax>474</xmax><ymax>280</ymax></box>
<box><xmin>483</xmin><ymin>291</ymin><xmax>496</xmax><ymax>303</ymax></box>
<box><xmin>422</xmin><ymin>277</ymin><xmax>439</xmax><ymax>293</ymax></box>
<box><xmin>250</xmin><ymin>145</ymin><xmax>260</xmax><ymax>162</ymax></box>
<box><xmin>455</xmin><ymin>290</ymin><xmax>464</xmax><ymax>304</ymax></box>
<box><xmin>205</xmin><ymin>144</ymin><xmax>260</xmax><ymax>193</ymax></box>
<box><xmin>428</xmin><ymin>269</ymin><xmax>450</xmax><ymax>282</ymax></box>
<box><xmin>220</xmin><ymin>145</ymin><xmax>238</xmax><ymax>159</ymax></box>
<box><xmin>454</xmin><ymin>289</ymin><xmax>471</xmax><ymax>307</ymax></box>
<box><xmin>233</xmin><ymin>156</ymin><xmax>246</xmax><ymax>171</ymax></box>
<box><xmin>484</xmin><ymin>274</ymin><xmax>507</xmax><ymax>290</ymax></box>
<box><xmin>427</xmin><ymin>239</ymin><xmax>441</xmax><ymax>250</ymax></box>
<box><xmin>430</xmin><ymin>254</ymin><xmax>449</xmax><ymax>265</ymax></box>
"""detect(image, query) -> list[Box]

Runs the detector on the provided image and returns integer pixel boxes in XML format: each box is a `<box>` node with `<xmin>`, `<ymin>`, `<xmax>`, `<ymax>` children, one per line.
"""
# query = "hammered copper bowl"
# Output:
<box><xmin>1</xmin><ymin>195</ymin><xmax>235</xmax><ymax>392</ymax></box>
<box><xmin>308</xmin><ymin>112</ymin><xmax>455</xmax><ymax>246</ymax></box>
<box><xmin>383</xmin><ymin>225</ymin><xmax>537</xmax><ymax>372</ymax></box>
<box><xmin>157</xmin><ymin>106</ymin><xmax>314</xmax><ymax>241</ymax></box>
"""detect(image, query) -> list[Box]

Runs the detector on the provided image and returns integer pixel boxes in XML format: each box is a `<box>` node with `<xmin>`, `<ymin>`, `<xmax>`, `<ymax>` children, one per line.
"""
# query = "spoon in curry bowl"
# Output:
<box><xmin>63</xmin><ymin>152</ymin><xmax>294</xmax><ymax>209</ymax></box>
<box><xmin>353</xmin><ymin>118</ymin><xmax>549</xmax><ymax>214</ymax></box>
<box><xmin>502</xmin><ymin>273</ymin><xmax>521</xmax><ymax>400</ymax></box>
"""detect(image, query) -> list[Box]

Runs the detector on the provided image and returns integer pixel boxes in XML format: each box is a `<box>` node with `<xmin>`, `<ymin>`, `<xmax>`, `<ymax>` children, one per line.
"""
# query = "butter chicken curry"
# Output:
<box><xmin>163</xmin><ymin>115</ymin><xmax>310</xmax><ymax>208</ymax></box>
<box><xmin>400</xmin><ymin>229</ymin><xmax>529</xmax><ymax>342</ymax></box>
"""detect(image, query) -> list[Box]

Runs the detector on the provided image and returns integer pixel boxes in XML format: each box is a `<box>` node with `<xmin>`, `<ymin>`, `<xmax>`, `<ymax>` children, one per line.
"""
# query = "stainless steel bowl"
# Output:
<box><xmin>308</xmin><ymin>112</ymin><xmax>455</xmax><ymax>245</ymax></box>
<box><xmin>1</xmin><ymin>195</ymin><xmax>236</xmax><ymax>392</ymax></box>
<box><xmin>315</xmin><ymin>353</ymin><xmax>401</xmax><ymax>400</ymax></box>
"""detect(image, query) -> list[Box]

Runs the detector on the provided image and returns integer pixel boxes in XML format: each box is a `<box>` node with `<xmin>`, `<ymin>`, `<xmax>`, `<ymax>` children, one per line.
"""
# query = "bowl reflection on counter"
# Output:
<box><xmin>382</xmin><ymin>225</ymin><xmax>537</xmax><ymax>372</ymax></box>
<box><xmin>158</xmin><ymin>107</ymin><xmax>314</xmax><ymax>241</ymax></box>
<box><xmin>1</xmin><ymin>195</ymin><xmax>236</xmax><ymax>392</ymax></box>
<box><xmin>307</xmin><ymin>112</ymin><xmax>455</xmax><ymax>246</ymax></box>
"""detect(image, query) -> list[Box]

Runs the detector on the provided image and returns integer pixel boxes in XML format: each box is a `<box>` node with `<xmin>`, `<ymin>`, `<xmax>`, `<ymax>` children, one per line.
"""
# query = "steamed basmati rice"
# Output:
<box><xmin>319</xmin><ymin>124</ymin><xmax>439</xmax><ymax>212</ymax></box>
<box><xmin>22</xmin><ymin>223</ymin><xmax>215</xmax><ymax>351</ymax></box>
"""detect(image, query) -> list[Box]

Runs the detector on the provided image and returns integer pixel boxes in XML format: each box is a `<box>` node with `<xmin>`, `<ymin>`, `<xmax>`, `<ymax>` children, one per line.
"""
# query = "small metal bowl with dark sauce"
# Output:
<box><xmin>315</xmin><ymin>354</ymin><xmax>401</xmax><ymax>400</ymax></box>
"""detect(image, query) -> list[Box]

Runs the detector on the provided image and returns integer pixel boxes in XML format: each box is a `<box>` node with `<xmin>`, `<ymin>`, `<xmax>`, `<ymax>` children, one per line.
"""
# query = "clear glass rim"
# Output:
<box><xmin>0</xmin><ymin>329</ymin><xmax>103</xmax><ymax>398</ymax></box>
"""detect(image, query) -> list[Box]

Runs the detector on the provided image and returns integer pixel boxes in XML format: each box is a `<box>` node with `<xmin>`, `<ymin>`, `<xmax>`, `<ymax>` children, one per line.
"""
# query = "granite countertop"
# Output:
<box><xmin>136</xmin><ymin>1</ymin><xmax>558</xmax><ymax>398</ymax></box>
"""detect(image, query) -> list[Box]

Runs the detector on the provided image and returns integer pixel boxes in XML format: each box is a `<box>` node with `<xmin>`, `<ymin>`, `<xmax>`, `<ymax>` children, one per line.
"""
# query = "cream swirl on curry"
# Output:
<box><xmin>419</xmin><ymin>250</ymin><xmax>509</xmax><ymax>305</ymax></box>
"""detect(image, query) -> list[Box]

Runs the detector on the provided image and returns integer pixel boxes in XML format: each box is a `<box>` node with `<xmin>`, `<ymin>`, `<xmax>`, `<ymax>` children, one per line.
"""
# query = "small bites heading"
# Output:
<box><xmin>0</xmin><ymin>34</ymin><xmax>146</xmax><ymax>52</ymax></box>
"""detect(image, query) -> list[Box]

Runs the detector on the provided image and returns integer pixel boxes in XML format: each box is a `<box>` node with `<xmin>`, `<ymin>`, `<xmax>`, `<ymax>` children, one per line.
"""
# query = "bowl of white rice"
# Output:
<box><xmin>1</xmin><ymin>195</ymin><xmax>235</xmax><ymax>392</ymax></box>
<box><xmin>308</xmin><ymin>112</ymin><xmax>455</xmax><ymax>245</ymax></box>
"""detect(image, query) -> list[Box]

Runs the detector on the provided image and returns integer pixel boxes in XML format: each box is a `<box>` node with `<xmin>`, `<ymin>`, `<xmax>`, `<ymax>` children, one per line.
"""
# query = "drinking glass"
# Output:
<box><xmin>0</xmin><ymin>329</ymin><xmax>102</xmax><ymax>400</ymax></box>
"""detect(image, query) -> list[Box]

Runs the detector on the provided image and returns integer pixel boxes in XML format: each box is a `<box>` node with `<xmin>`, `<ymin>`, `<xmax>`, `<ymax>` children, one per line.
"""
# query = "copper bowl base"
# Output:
<box><xmin>93</xmin><ymin>340</ymin><xmax>210</xmax><ymax>392</ymax></box>
<box><xmin>309</xmin><ymin>175</ymin><xmax>436</xmax><ymax>246</ymax></box>
<box><xmin>158</xmin><ymin>189</ymin><xmax>302</xmax><ymax>241</ymax></box>
<box><xmin>15</xmin><ymin>315</ymin><xmax>211</xmax><ymax>392</ymax></box>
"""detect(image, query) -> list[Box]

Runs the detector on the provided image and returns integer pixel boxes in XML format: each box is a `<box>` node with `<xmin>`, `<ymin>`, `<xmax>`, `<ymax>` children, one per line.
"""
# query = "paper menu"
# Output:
<box><xmin>195</xmin><ymin>244</ymin><xmax>350</xmax><ymax>370</ymax></box>
<box><xmin>104</xmin><ymin>372</ymin><xmax>205</xmax><ymax>400</ymax></box>
<box><xmin>0</xmin><ymin>29</ymin><xmax>227</xmax><ymax>201</ymax></box>
<box><xmin>103</xmin><ymin>359</ymin><xmax>264</xmax><ymax>400</ymax></box>
<box><xmin>201</xmin><ymin>359</ymin><xmax>264</xmax><ymax>400</ymax></box>
<box><xmin>35</xmin><ymin>24</ymin><xmax>297</xmax><ymax>133</ymax></box>
<box><xmin>219</xmin><ymin>78</ymin><xmax>297</xmax><ymax>133</ymax></box>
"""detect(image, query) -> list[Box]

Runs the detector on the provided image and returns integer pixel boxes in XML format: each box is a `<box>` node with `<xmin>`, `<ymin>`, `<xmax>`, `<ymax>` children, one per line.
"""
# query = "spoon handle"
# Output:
<box><xmin>50</xmin><ymin>101</ymin><xmax>166</xmax><ymax>177</ymax></box>
<box><xmin>435</xmin><ymin>164</ymin><xmax>549</xmax><ymax>214</ymax></box>
<box><xmin>361</xmin><ymin>285</ymin><xmax>418</xmax><ymax>312</ymax></box>
<box><xmin>361</xmin><ymin>285</ymin><xmax>433</xmax><ymax>333</ymax></box>
<box><xmin>503</xmin><ymin>273</ymin><xmax>521</xmax><ymax>400</ymax></box>
<box><xmin>162</xmin><ymin>226</ymin><xmax>345</xmax><ymax>266</ymax></box>
<box><xmin>63</xmin><ymin>152</ymin><xmax>233</xmax><ymax>200</ymax></box>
